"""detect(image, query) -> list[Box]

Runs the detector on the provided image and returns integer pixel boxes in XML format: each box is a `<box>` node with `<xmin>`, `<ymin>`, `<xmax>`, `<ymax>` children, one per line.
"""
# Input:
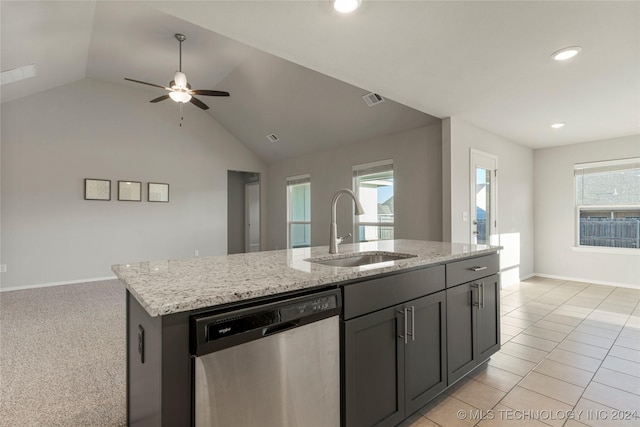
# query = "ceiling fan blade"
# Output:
<box><xmin>189</xmin><ymin>97</ymin><xmax>209</xmax><ymax>110</ymax></box>
<box><xmin>124</xmin><ymin>78</ymin><xmax>170</xmax><ymax>91</ymax></box>
<box><xmin>150</xmin><ymin>95</ymin><xmax>170</xmax><ymax>103</ymax></box>
<box><xmin>191</xmin><ymin>89</ymin><xmax>230</xmax><ymax>97</ymax></box>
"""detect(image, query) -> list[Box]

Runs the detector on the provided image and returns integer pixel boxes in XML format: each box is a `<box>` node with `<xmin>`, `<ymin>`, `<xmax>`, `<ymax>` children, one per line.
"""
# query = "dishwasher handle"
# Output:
<box><xmin>262</xmin><ymin>320</ymin><xmax>300</xmax><ymax>337</ymax></box>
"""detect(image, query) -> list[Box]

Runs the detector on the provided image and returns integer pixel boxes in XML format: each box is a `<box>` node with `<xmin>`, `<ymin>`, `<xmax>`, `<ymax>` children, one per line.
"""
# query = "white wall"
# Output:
<box><xmin>443</xmin><ymin>117</ymin><xmax>534</xmax><ymax>286</ymax></box>
<box><xmin>266</xmin><ymin>124</ymin><xmax>443</xmax><ymax>250</ymax></box>
<box><xmin>0</xmin><ymin>78</ymin><xmax>266</xmax><ymax>290</ymax></box>
<box><xmin>534</xmin><ymin>134</ymin><xmax>640</xmax><ymax>288</ymax></box>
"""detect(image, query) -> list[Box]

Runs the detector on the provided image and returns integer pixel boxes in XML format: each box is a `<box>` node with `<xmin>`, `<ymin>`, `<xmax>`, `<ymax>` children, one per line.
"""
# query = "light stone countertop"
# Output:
<box><xmin>112</xmin><ymin>239</ymin><xmax>500</xmax><ymax>317</ymax></box>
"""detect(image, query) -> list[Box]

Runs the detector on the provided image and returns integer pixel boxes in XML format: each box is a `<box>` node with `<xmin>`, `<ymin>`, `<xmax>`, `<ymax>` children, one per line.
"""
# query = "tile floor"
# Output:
<box><xmin>401</xmin><ymin>277</ymin><xmax>640</xmax><ymax>427</ymax></box>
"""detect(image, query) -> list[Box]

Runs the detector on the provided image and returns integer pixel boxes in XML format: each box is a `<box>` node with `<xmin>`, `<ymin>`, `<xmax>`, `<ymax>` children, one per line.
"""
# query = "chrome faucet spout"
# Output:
<box><xmin>329</xmin><ymin>188</ymin><xmax>365</xmax><ymax>254</ymax></box>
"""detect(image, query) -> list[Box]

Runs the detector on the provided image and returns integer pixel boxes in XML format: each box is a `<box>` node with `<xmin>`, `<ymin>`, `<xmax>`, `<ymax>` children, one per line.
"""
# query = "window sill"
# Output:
<box><xmin>571</xmin><ymin>246</ymin><xmax>640</xmax><ymax>255</ymax></box>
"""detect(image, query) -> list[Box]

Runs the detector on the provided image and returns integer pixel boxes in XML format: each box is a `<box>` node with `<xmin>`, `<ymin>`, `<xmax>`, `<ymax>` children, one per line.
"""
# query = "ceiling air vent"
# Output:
<box><xmin>362</xmin><ymin>92</ymin><xmax>384</xmax><ymax>107</ymax></box>
<box><xmin>266</xmin><ymin>133</ymin><xmax>280</xmax><ymax>143</ymax></box>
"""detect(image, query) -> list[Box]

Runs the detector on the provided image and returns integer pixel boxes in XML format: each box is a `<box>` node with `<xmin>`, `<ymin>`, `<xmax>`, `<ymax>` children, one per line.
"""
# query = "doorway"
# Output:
<box><xmin>245</xmin><ymin>181</ymin><xmax>260</xmax><ymax>252</ymax></box>
<box><xmin>227</xmin><ymin>171</ymin><xmax>261</xmax><ymax>254</ymax></box>
<box><xmin>470</xmin><ymin>150</ymin><xmax>498</xmax><ymax>246</ymax></box>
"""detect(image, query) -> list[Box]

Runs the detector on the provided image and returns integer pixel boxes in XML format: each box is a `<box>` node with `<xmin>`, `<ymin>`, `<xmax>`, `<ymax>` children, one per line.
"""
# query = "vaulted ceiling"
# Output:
<box><xmin>2</xmin><ymin>1</ymin><xmax>638</xmax><ymax>163</ymax></box>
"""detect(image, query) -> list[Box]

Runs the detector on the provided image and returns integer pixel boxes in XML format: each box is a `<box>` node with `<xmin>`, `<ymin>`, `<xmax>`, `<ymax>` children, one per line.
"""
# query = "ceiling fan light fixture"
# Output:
<box><xmin>173</xmin><ymin>71</ymin><xmax>188</xmax><ymax>89</ymax></box>
<box><xmin>333</xmin><ymin>0</ymin><xmax>361</xmax><ymax>14</ymax></box>
<box><xmin>551</xmin><ymin>46</ymin><xmax>582</xmax><ymax>61</ymax></box>
<box><xmin>169</xmin><ymin>91</ymin><xmax>192</xmax><ymax>103</ymax></box>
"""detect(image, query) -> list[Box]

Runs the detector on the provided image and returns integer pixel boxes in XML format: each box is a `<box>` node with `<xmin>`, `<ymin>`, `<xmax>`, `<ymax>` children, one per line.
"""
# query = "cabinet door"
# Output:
<box><xmin>477</xmin><ymin>274</ymin><xmax>501</xmax><ymax>361</ymax></box>
<box><xmin>404</xmin><ymin>291</ymin><xmax>447</xmax><ymax>415</ymax></box>
<box><xmin>446</xmin><ymin>283</ymin><xmax>477</xmax><ymax>385</ymax></box>
<box><xmin>343</xmin><ymin>306</ymin><xmax>405</xmax><ymax>427</ymax></box>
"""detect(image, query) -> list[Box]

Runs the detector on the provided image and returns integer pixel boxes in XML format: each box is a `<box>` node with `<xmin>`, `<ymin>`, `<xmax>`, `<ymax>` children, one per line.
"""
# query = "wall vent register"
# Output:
<box><xmin>362</xmin><ymin>92</ymin><xmax>384</xmax><ymax>107</ymax></box>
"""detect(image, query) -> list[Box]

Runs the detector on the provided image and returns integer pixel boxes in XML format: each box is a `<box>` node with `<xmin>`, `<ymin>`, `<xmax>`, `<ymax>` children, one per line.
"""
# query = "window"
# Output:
<box><xmin>287</xmin><ymin>175</ymin><xmax>311</xmax><ymax>248</ymax></box>
<box><xmin>575</xmin><ymin>158</ymin><xmax>640</xmax><ymax>249</ymax></box>
<box><xmin>353</xmin><ymin>160</ymin><xmax>394</xmax><ymax>242</ymax></box>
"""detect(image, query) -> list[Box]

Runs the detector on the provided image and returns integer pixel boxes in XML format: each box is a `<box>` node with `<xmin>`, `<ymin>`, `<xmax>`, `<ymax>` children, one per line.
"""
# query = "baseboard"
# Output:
<box><xmin>519</xmin><ymin>273</ymin><xmax>536</xmax><ymax>281</ymax></box>
<box><xmin>0</xmin><ymin>275</ymin><xmax>118</xmax><ymax>292</ymax></box>
<box><xmin>533</xmin><ymin>273</ymin><xmax>639</xmax><ymax>290</ymax></box>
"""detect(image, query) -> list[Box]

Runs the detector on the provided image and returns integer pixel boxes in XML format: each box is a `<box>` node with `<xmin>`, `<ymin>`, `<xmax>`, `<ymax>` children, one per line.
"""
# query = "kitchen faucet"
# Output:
<box><xmin>329</xmin><ymin>188</ymin><xmax>365</xmax><ymax>254</ymax></box>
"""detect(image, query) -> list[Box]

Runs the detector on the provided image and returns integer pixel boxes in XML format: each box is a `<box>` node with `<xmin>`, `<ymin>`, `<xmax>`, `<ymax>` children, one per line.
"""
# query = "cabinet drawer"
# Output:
<box><xmin>446</xmin><ymin>254</ymin><xmax>499</xmax><ymax>288</ymax></box>
<box><xmin>343</xmin><ymin>265</ymin><xmax>445</xmax><ymax>320</ymax></box>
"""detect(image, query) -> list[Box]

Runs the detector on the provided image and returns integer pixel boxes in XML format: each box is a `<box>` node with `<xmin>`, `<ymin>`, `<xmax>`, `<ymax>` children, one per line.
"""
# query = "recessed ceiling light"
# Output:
<box><xmin>551</xmin><ymin>46</ymin><xmax>582</xmax><ymax>61</ymax></box>
<box><xmin>550</xmin><ymin>122</ymin><xmax>566</xmax><ymax>129</ymax></box>
<box><xmin>333</xmin><ymin>0</ymin><xmax>361</xmax><ymax>14</ymax></box>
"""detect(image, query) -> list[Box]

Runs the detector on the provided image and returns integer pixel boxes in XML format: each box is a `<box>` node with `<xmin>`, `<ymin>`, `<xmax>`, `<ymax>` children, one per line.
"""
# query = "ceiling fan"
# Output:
<box><xmin>124</xmin><ymin>33</ymin><xmax>229</xmax><ymax>111</ymax></box>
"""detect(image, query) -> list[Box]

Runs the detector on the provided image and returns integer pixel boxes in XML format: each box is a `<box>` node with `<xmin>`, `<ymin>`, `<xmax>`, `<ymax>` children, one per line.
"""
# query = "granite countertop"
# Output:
<box><xmin>112</xmin><ymin>239</ymin><xmax>500</xmax><ymax>317</ymax></box>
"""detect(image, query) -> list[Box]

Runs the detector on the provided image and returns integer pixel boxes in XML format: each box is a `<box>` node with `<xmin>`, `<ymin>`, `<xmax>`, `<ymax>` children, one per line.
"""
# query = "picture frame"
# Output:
<box><xmin>84</xmin><ymin>178</ymin><xmax>111</xmax><ymax>201</ymax></box>
<box><xmin>148</xmin><ymin>182</ymin><xmax>169</xmax><ymax>203</ymax></box>
<box><xmin>118</xmin><ymin>181</ymin><xmax>142</xmax><ymax>202</ymax></box>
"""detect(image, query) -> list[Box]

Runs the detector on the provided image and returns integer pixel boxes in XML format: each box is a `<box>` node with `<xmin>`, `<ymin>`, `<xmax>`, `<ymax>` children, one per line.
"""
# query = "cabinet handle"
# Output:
<box><xmin>411</xmin><ymin>306</ymin><xmax>415</xmax><ymax>341</ymax></box>
<box><xmin>469</xmin><ymin>266</ymin><xmax>487</xmax><ymax>272</ymax></box>
<box><xmin>471</xmin><ymin>283</ymin><xmax>480</xmax><ymax>307</ymax></box>
<box><xmin>399</xmin><ymin>309</ymin><xmax>408</xmax><ymax>344</ymax></box>
<box><xmin>406</xmin><ymin>306</ymin><xmax>415</xmax><ymax>342</ymax></box>
<box><xmin>480</xmin><ymin>283</ymin><xmax>485</xmax><ymax>309</ymax></box>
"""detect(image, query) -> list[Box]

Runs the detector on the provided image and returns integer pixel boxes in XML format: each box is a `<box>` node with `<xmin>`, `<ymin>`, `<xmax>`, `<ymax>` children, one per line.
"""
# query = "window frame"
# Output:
<box><xmin>352</xmin><ymin>159</ymin><xmax>394</xmax><ymax>243</ymax></box>
<box><xmin>286</xmin><ymin>174</ymin><xmax>311</xmax><ymax>249</ymax></box>
<box><xmin>574</xmin><ymin>158</ymin><xmax>640</xmax><ymax>251</ymax></box>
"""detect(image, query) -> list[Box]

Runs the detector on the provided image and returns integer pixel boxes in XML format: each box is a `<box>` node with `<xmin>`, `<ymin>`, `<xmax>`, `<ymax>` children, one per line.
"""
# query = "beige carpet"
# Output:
<box><xmin>0</xmin><ymin>280</ymin><xmax>126</xmax><ymax>426</ymax></box>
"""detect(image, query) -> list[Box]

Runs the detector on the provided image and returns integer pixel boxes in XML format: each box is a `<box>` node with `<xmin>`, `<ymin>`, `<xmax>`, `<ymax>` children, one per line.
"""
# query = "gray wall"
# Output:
<box><xmin>443</xmin><ymin>117</ymin><xmax>534</xmax><ymax>286</ymax></box>
<box><xmin>227</xmin><ymin>171</ymin><xmax>261</xmax><ymax>254</ymax></box>
<box><xmin>227</xmin><ymin>171</ymin><xmax>246</xmax><ymax>254</ymax></box>
<box><xmin>1</xmin><ymin>78</ymin><xmax>267</xmax><ymax>289</ymax></box>
<box><xmin>266</xmin><ymin>124</ymin><xmax>443</xmax><ymax>250</ymax></box>
<box><xmin>534</xmin><ymin>134</ymin><xmax>640</xmax><ymax>287</ymax></box>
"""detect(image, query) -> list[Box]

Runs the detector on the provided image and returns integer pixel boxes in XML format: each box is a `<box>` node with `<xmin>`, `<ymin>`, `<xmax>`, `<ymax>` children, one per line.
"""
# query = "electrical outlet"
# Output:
<box><xmin>0</xmin><ymin>265</ymin><xmax>6</xmax><ymax>273</ymax></box>
<box><xmin>194</xmin><ymin>250</ymin><xmax>199</xmax><ymax>257</ymax></box>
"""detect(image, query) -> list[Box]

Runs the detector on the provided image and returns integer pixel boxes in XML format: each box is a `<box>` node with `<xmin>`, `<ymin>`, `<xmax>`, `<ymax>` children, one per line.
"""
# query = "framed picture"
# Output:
<box><xmin>118</xmin><ymin>181</ymin><xmax>142</xmax><ymax>201</ymax></box>
<box><xmin>84</xmin><ymin>179</ymin><xmax>111</xmax><ymax>201</ymax></box>
<box><xmin>148</xmin><ymin>182</ymin><xmax>169</xmax><ymax>202</ymax></box>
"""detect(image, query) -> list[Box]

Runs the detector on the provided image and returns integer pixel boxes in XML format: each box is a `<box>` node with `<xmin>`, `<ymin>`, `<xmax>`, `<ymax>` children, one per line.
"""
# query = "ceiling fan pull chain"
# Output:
<box><xmin>179</xmin><ymin>103</ymin><xmax>184</xmax><ymax>127</ymax></box>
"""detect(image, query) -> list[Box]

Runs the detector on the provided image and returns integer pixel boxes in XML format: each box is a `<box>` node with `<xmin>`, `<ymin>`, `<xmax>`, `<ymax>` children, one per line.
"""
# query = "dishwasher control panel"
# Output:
<box><xmin>280</xmin><ymin>295</ymin><xmax>338</xmax><ymax>321</ymax></box>
<box><xmin>190</xmin><ymin>288</ymin><xmax>341</xmax><ymax>356</ymax></box>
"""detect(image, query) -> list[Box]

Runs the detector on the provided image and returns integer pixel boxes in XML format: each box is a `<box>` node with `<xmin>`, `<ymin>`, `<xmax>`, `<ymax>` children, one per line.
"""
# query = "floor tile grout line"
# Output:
<box><xmin>560</xmin><ymin>337</ymin><xmax>616</xmax><ymax>351</ymax></box>
<box><xmin>515</xmin><ymin>373</ymin><xmax>585</xmax><ymax>406</ymax></box>
<box><xmin>496</xmin><ymin>280</ymin><xmax>630</xmax><ymax>425</ymax></box>
<box><xmin>413</xmin><ymin>278</ymin><xmax>640</xmax><ymax>427</ymax></box>
<box><xmin>590</xmin><ymin>376</ymin><xmax>640</xmax><ymax>398</ymax></box>
<box><xmin>487</xmin><ymin>280</ymin><xmax>588</xmax><ymax>423</ymax></box>
<box><xmin>548</xmin><ymin>294</ymin><xmax>635</xmax><ymax>421</ymax></box>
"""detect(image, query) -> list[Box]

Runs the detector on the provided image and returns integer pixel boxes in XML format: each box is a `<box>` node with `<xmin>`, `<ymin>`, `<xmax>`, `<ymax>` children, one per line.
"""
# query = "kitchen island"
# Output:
<box><xmin>114</xmin><ymin>239</ymin><xmax>501</xmax><ymax>426</ymax></box>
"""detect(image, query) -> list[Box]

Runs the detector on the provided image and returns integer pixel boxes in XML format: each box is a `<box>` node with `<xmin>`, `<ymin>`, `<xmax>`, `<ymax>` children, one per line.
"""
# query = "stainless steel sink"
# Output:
<box><xmin>307</xmin><ymin>252</ymin><xmax>417</xmax><ymax>268</ymax></box>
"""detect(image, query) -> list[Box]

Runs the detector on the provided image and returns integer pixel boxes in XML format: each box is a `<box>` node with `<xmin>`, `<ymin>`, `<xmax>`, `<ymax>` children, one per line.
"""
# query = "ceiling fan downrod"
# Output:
<box><xmin>175</xmin><ymin>33</ymin><xmax>186</xmax><ymax>72</ymax></box>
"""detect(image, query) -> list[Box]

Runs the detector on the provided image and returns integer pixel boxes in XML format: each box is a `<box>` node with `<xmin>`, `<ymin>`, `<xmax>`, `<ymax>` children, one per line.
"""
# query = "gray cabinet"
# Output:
<box><xmin>446</xmin><ymin>254</ymin><xmax>500</xmax><ymax>385</ymax></box>
<box><xmin>343</xmin><ymin>303</ymin><xmax>404</xmax><ymax>427</ymax></box>
<box><xmin>405</xmin><ymin>291</ymin><xmax>448</xmax><ymax>414</ymax></box>
<box><xmin>342</xmin><ymin>279</ymin><xmax>447</xmax><ymax>427</ymax></box>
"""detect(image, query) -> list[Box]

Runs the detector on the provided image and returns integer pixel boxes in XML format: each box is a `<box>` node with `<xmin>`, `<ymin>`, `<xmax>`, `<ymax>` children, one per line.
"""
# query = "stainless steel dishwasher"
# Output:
<box><xmin>191</xmin><ymin>288</ymin><xmax>341</xmax><ymax>427</ymax></box>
